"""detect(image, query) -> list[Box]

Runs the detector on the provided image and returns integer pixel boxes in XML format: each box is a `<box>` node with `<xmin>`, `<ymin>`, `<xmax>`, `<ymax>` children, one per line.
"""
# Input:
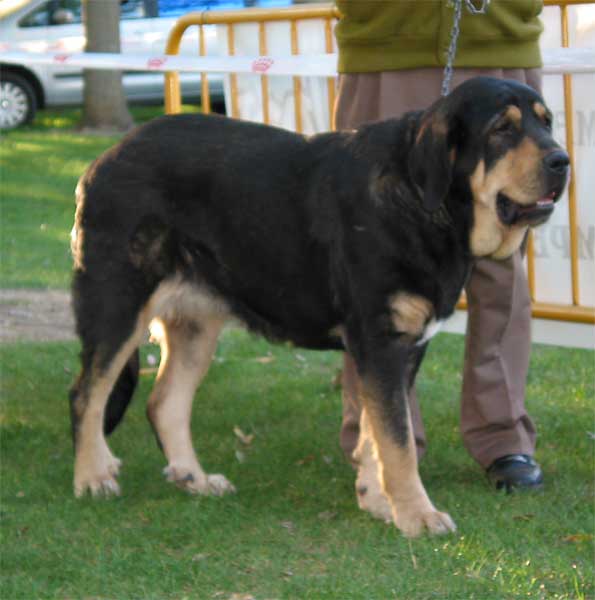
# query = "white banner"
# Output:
<box><xmin>0</xmin><ymin>47</ymin><xmax>593</xmax><ymax>77</ymax></box>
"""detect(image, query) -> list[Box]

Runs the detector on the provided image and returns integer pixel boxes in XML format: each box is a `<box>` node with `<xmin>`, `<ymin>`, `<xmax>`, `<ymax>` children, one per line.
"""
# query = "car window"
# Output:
<box><xmin>19</xmin><ymin>0</ymin><xmax>158</xmax><ymax>27</ymax></box>
<box><xmin>17</xmin><ymin>0</ymin><xmax>294</xmax><ymax>28</ymax></box>
<box><xmin>121</xmin><ymin>0</ymin><xmax>156</xmax><ymax>20</ymax></box>
<box><xmin>158</xmin><ymin>0</ymin><xmax>239</xmax><ymax>18</ymax></box>
<box><xmin>19</xmin><ymin>0</ymin><xmax>82</xmax><ymax>27</ymax></box>
<box><xmin>156</xmin><ymin>0</ymin><xmax>291</xmax><ymax>18</ymax></box>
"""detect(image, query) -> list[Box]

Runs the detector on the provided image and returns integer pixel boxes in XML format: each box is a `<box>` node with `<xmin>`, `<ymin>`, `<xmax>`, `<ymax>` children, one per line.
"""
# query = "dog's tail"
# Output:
<box><xmin>104</xmin><ymin>350</ymin><xmax>140</xmax><ymax>435</ymax></box>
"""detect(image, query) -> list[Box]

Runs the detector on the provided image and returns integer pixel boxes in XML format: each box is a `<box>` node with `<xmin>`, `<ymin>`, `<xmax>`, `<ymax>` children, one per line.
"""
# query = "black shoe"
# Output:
<box><xmin>486</xmin><ymin>454</ymin><xmax>543</xmax><ymax>493</ymax></box>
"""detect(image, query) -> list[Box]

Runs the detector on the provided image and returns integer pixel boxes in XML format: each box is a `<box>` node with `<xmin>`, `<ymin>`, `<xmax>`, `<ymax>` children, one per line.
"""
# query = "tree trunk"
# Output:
<box><xmin>81</xmin><ymin>0</ymin><xmax>133</xmax><ymax>132</ymax></box>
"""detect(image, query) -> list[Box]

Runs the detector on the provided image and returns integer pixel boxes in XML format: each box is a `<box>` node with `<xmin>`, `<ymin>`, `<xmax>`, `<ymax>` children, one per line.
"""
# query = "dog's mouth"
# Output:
<box><xmin>496</xmin><ymin>190</ymin><xmax>559</xmax><ymax>227</ymax></box>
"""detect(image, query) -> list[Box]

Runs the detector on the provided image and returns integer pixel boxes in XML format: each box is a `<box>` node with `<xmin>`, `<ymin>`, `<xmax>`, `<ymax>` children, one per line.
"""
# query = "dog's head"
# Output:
<box><xmin>409</xmin><ymin>76</ymin><xmax>569</xmax><ymax>259</ymax></box>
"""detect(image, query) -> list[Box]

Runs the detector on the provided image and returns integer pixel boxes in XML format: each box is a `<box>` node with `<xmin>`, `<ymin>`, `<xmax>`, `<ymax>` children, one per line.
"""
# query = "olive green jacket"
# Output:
<box><xmin>335</xmin><ymin>1</ymin><xmax>543</xmax><ymax>73</ymax></box>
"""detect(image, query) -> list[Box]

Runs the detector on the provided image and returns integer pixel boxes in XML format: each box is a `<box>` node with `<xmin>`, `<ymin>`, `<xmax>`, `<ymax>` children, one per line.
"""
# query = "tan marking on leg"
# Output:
<box><xmin>389</xmin><ymin>292</ymin><xmax>433</xmax><ymax>337</ymax></box>
<box><xmin>145</xmin><ymin>275</ymin><xmax>231</xmax><ymax>325</ymax></box>
<box><xmin>360</xmin><ymin>387</ymin><xmax>456</xmax><ymax>538</ymax></box>
<box><xmin>74</xmin><ymin>322</ymin><xmax>147</xmax><ymax>497</ymax></box>
<box><xmin>353</xmin><ymin>409</ymin><xmax>392</xmax><ymax>523</ymax></box>
<box><xmin>147</xmin><ymin>317</ymin><xmax>235</xmax><ymax>496</ymax></box>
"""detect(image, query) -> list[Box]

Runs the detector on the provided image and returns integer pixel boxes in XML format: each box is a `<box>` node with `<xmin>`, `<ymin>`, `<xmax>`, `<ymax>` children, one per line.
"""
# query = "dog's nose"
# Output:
<box><xmin>544</xmin><ymin>150</ymin><xmax>570</xmax><ymax>175</ymax></box>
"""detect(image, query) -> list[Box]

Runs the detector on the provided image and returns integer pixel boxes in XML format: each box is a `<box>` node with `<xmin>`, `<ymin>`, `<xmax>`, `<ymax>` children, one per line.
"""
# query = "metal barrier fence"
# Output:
<box><xmin>164</xmin><ymin>1</ymin><xmax>595</xmax><ymax>326</ymax></box>
<box><xmin>164</xmin><ymin>4</ymin><xmax>339</xmax><ymax>125</ymax></box>
<box><xmin>526</xmin><ymin>0</ymin><xmax>593</xmax><ymax>324</ymax></box>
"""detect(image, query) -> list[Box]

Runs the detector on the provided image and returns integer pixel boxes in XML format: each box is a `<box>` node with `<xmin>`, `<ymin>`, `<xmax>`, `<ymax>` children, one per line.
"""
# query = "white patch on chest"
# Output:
<box><xmin>416</xmin><ymin>318</ymin><xmax>444</xmax><ymax>346</ymax></box>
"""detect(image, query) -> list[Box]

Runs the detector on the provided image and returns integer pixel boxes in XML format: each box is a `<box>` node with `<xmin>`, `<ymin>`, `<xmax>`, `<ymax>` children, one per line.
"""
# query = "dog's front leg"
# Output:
<box><xmin>357</xmin><ymin>342</ymin><xmax>456</xmax><ymax>538</ymax></box>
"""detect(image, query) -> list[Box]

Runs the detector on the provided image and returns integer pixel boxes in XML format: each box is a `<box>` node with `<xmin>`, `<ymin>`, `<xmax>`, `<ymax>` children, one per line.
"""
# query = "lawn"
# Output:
<box><xmin>0</xmin><ymin>108</ymin><xmax>594</xmax><ymax>599</ymax></box>
<box><xmin>0</xmin><ymin>105</ymin><xmax>198</xmax><ymax>289</ymax></box>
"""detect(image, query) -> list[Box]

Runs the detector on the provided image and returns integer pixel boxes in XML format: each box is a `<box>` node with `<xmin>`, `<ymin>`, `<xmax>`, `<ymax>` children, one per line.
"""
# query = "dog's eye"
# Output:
<box><xmin>491</xmin><ymin>119</ymin><xmax>515</xmax><ymax>136</ymax></box>
<box><xmin>543</xmin><ymin>114</ymin><xmax>553</xmax><ymax>131</ymax></box>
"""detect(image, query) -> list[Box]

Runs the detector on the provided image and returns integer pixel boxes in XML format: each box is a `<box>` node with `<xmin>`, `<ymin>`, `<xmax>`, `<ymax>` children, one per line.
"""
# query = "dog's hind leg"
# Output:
<box><xmin>70</xmin><ymin>317</ymin><xmax>147</xmax><ymax>498</ymax></box>
<box><xmin>147</xmin><ymin>317</ymin><xmax>235</xmax><ymax>496</ymax></box>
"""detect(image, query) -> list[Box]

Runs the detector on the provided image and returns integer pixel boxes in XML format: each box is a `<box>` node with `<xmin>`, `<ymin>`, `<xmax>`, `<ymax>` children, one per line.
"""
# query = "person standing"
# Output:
<box><xmin>334</xmin><ymin>0</ymin><xmax>545</xmax><ymax>495</ymax></box>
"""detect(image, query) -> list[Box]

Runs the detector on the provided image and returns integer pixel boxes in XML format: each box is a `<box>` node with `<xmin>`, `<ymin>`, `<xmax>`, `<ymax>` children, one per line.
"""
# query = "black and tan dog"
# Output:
<box><xmin>69</xmin><ymin>77</ymin><xmax>568</xmax><ymax>537</ymax></box>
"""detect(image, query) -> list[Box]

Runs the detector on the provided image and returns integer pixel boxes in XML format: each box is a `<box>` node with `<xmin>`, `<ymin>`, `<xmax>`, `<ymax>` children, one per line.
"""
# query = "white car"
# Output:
<box><xmin>0</xmin><ymin>0</ymin><xmax>294</xmax><ymax>129</ymax></box>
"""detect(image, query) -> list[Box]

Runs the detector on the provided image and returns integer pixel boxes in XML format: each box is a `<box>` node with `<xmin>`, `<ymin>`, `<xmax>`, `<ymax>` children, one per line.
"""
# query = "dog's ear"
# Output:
<box><xmin>408</xmin><ymin>110</ymin><xmax>455</xmax><ymax>212</ymax></box>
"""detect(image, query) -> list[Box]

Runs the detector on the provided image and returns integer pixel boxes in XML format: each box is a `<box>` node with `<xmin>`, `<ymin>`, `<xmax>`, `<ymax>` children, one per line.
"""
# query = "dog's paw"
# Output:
<box><xmin>163</xmin><ymin>464</ymin><xmax>236</xmax><ymax>496</ymax></box>
<box><xmin>394</xmin><ymin>504</ymin><xmax>456</xmax><ymax>538</ymax></box>
<box><xmin>74</xmin><ymin>454</ymin><xmax>122</xmax><ymax>498</ymax></box>
<box><xmin>205</xmin><ymin>474</ymin><xmax>237</xmax><ymax>496</ymax></box>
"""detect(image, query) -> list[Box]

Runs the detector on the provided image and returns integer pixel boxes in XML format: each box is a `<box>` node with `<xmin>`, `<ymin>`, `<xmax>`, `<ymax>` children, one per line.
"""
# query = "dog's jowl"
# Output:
<box><xmin>69</xmin><ymin>77</ymin><xmax>568</xmax><ymax>537</ymax></box>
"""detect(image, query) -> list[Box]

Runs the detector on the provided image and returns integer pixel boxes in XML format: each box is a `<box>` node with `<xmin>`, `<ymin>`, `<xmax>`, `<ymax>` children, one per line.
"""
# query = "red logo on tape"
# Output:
<box><xmin>252</xmin><ymin>57</ymin><xmax>274</xmax><ymax>73</ymax></box>
<box><xmin>53</xmin><ymin>54</ymin><xmax>70</xmax><ymax>63</ymax></box>
<box><xmin>147</xmin><ymin>57</ymin><xmax>167</xmax><ymax>69</ymax></box>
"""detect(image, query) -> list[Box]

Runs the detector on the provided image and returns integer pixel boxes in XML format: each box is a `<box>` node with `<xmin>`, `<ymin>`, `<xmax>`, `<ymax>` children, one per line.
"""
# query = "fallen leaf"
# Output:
<box><xmin>255</xmin><ymin>356</ymin><xmax>275</xmax><ymax>364</ymax></box>
<box><xmin>408</xmin><ymin>539</ymin><xmax>418</xmax><ymax>570</ymax></box>
<box><xmin>295</xmin><ymin>353</ymin><xmax>306</xmax><ymax>362</ymax></box>
<box><xmin>235</xmin><ymin>450</ymin><xmax>246</xmax><ymax>463</ymax></box>
<box><xmin>296</xmin><ymin>454</ymin><xmax>315</xmax><ymax>466</ymax></box>
<box><xmin>512</xmin><ymin>514</ymin><xmax>535</xmax><ymax>521</ymax></box>
<box><xmin>192</xmin><ymin>553</ymin><xmax>209</xmax><ymax>562</ymax></box>
<box><xmin>228</xmin><ymin>594</ymin><xmax>255</xmax><ymax>600</ymax></box>
<box><xmin>562</xmin><ymin>533</ymin><xmax>593</xmax><ymax>543</ymax></box>
<box><xmin>318</xmin><ymin>511</ymin><xmax>337</xmax><ymax>521</ymax></box>
<box><xmin>233</xmin><ymin>426</ymin><xmax>254</xmax><ymax>445</ymax></box>
<box><xmin>140</xmin><ymin>367</ymin><xmax>158</xmax><ymax>376</ymax></box>
<box><xmin>281</xmin><ymin>521</ymin><xmax>295</xmax><ymax>533</ymax></box>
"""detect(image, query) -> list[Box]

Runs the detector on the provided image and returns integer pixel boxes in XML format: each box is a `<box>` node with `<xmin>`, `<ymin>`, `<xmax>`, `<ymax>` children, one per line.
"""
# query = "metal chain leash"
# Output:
<box><xmin>441</xmin><ymin>0</ymin><xmax>491</xmax><ymax>97</ymax></box>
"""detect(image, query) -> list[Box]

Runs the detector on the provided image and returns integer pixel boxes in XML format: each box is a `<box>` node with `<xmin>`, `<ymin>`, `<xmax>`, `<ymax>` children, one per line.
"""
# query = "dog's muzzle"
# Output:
<box><xmin>497</xmin><ymin>149</ymin><xmax>569</xmax><ymax>227</ymax></box>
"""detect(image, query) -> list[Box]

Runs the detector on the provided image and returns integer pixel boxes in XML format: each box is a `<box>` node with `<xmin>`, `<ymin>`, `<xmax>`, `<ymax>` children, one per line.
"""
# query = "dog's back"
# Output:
<box><xmin>73</xmin><ymin>114</ymin><xmax>346</xmax><ymax>345</ymax></box>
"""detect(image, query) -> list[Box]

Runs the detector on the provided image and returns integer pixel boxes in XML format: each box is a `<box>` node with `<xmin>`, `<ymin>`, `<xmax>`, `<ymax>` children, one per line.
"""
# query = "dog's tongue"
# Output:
<box><xmin>536</xmin><ymin>191</ymin><xmax>556</xmax><ymax>208</ymax></box>
<box><xmin>517</xmin><ymin>195</ymin><xmax>555</xmax><ymax>224</ymax></box>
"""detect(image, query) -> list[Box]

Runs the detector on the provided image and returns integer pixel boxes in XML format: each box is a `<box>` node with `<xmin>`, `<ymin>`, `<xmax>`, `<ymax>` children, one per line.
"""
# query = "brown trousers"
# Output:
<box><xmin>336</xmin><ymin>68</ymin><xmax>540</xmax><ymax>469</ymax></box>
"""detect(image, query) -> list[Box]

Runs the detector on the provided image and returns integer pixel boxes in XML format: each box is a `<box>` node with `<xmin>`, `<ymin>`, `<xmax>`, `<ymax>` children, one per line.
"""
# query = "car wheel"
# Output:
<box><xmin>0</xmin><ymin>72</ymin><xmax>37</xmax><ymax>130</ymax></box>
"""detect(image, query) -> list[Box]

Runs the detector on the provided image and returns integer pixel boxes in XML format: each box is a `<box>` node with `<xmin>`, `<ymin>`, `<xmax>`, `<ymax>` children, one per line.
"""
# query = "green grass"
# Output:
<box><xmin>0</xmin><ymin>105</ymin><xmax>198</xmax><ymax>289</ymax></box>
<box><xmin>1</xmin><ymin>107</ymin><xmax>594</xmax><ymax>598</ymax></box>
<box><xmin>1</xmin><ymin>334</ymin><xmax>593</xmax><ymax>599</ymax></box>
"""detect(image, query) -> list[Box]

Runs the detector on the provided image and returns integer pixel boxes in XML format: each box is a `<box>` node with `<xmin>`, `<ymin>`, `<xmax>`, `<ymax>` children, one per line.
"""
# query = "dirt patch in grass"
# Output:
<box><xmin>0</xmin><ymin>289</ymin><xmax>75</xmax><ymax>342</ymax></box>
